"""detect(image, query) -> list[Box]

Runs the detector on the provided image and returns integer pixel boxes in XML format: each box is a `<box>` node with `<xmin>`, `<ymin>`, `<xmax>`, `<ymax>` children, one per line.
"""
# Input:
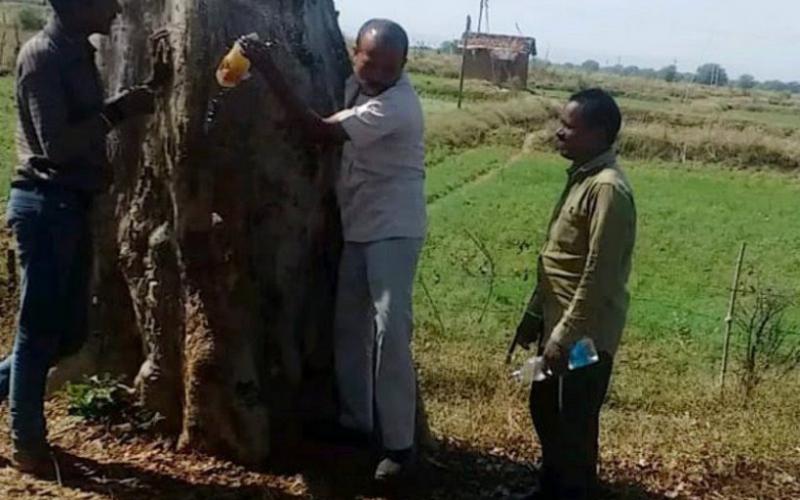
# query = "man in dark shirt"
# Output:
<box><xmin>0</xmin><ymin>0</ymin><xmax>159</xmax><ymax>475</ymax></box>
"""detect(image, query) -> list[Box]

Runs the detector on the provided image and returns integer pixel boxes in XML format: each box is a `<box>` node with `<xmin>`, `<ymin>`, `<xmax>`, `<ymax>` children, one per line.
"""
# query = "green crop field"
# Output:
<box><xmin>419</xmin><ymin>149</ymin><xmax>800</xmax><ymax>346</ymax></box>
<box><xmin>406</xmin><ymin>65</ymin><xmax>800</xmax><ymax>495</ymax></box>
<box><xmin>0</xmin><ymin>48</ymin><xmax>799</xmax><ymax>496</ymax></box>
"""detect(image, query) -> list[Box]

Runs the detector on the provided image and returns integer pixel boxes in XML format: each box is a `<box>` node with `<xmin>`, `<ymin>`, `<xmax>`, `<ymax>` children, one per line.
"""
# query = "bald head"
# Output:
<box><xmin>356</xmin><ymin>19</ymin><xmax>409</xmax><ymax>58</ymax></box>
<box><xmin>352</xmin><ymin>19</ymin><xmax>408</xmax><ymax>95</ymax></box>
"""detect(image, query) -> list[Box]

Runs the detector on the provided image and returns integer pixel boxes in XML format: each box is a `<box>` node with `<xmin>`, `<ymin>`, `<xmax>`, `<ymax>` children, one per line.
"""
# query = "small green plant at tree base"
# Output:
<box><xmin>735</xmin><ymin>282</ymin><xmax>800</xmax><ymax>400</ymax></box>
<box><xmin>65</xmin><ymin>373</ymin><xmax>129</xmax><ymax>421</ymax></box>
<box><xmin>64</xmin><ymin>373</ymin><xmax>164</xmax><ymax>431</ymax></box>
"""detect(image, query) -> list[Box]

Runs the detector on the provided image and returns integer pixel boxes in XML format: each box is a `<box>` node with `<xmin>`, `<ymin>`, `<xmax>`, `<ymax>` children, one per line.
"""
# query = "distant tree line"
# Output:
<box><xmin>550</xmin><ymin>58</ymin><xmax>800</xmax><ymax>94</ymax></box>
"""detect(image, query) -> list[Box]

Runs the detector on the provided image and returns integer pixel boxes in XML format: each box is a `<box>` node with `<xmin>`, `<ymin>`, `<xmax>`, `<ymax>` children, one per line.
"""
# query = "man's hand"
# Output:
<box><xmin>543</xmin><ymin>340</ymin><xmax>569</xmax><ymax>375</ymax></box>
<box><xmin>107</xmin><ymin>87</ymin><xmax>156</xmax><ymax>122</ymax></box>
<box><xmin>515</xmin><ymin>313</ymin><xmax>544</xmax><ymax>351</ymax></box>
<box><xmin>238</xmin><ymin>38</ymin><xmax>276</xmax><ymax>77</ymax></box>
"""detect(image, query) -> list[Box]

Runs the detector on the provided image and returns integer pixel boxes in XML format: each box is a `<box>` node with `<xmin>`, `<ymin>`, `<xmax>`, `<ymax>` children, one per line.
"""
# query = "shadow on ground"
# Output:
<box><xmin>269</xmin><ymin>439</ymin><xmax>670</xmax><ymax>500</ymax></box>
<box><xmin>49</xmin><ymin>450</ymin><xmax>296</xmax><ymax>500</ymax></box>
<box><xmin>0</xmin><ymin>431</ymin><xmax>670</xmax><ymax>499</ymax></box>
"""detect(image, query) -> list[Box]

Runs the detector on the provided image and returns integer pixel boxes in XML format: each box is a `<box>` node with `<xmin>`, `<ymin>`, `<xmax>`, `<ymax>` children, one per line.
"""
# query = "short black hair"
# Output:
<box><xmin>569</xmin><ymin>88</ymin><xmax>622</xmax><ymax>145</ymax></box>
<box><xmin>356</xmin><ymin>19</ymin><xmax>409</xmax><ymax>58</ymax></box>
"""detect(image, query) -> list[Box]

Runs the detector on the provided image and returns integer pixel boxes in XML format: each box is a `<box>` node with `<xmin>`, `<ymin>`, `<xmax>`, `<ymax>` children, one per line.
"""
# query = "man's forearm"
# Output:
<box><xmin>255</xmin><ymin>62</ymin><xmax>346</xmax><ymax>144</ymax></box>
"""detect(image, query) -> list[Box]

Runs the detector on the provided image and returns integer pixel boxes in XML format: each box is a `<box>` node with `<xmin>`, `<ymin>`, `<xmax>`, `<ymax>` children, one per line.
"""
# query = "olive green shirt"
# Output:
<box><xmin>526</xmin><ymin>150</ymin><xmax>636</xmax><ymax>357</ymax></box>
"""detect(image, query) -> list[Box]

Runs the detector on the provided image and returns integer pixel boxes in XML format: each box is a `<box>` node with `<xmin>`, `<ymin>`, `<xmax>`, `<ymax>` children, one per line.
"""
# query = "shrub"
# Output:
<box><xmin>18</xmin><ymin>7</ymin><xmax>46</xmax><ymax>31</ymax></box>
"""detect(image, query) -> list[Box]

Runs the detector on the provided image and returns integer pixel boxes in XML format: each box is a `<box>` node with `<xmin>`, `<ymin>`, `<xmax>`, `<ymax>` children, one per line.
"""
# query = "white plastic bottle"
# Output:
<box><xmin>512</xmin><ymin>355</ymin><xmax>550</xmax><ymax>385</ymax></box>
<box><xmin>513</xmin><ymin>337</ymin><xmax>599</xmax><ymax>385</ymax></box>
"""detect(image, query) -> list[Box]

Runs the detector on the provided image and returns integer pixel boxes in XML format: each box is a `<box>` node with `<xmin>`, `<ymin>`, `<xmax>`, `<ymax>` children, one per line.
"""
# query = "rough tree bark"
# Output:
<box><xmin>53</xmin><ymin>0</ymin><xmax>353</xmax><ymax>465</ymax></box>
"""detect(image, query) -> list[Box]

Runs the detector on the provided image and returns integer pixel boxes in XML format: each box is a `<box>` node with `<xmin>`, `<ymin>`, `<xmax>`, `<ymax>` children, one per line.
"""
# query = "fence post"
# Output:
<box><xmin>719</xmin><ymin>242</ymin><xmax>747</xmax><ymax>394</ymax></box>
<box><xmin>457</xmin><ymin>15</ymin><xmax>471</xmax><ymax>110</ymax></box>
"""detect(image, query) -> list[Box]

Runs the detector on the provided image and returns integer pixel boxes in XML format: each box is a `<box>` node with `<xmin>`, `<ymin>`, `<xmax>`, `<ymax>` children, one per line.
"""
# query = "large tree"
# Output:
<box><xmin>695</xmin><ymin>63</ymin><xmax>729</xmax><ymax>86</ymax></box>
<box><xmin>51</xmin><ymin>0</ymin><xmax>354</xmax><ymax>465</ymax></box>
<box><xmin>737</xmin><ymin>74</ymin><xmax>757</xmax><ymax>90</ymax></box>
<box><xmin>658</xmin><ymin>64</ymin><xmax>678</xmax><ymax>83</ymax></box>
<box><xmin>581</xmin><ymin>59</ymin><xmax>600</xmax><ymax>72</ymax></box>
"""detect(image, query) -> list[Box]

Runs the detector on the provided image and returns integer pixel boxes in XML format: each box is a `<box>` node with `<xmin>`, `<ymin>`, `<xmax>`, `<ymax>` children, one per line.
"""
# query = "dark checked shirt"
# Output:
<box><xmin>13</xmin><ymin>19</ymin><xmax>108</xmax><ymax>193</ymax></box>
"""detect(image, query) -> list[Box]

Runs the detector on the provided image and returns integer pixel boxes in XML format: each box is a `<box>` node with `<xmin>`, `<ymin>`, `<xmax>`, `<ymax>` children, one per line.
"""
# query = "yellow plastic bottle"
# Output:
<box><xmin>215</xmin><ymin>34</ymin><xmax>258</xmax><ymax>88</ymax></box>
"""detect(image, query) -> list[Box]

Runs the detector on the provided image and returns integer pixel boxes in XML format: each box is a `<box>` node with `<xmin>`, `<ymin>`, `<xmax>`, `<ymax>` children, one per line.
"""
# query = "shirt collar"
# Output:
<box><xmin>568</xmin><ymin>149</ymin><xmax>617</xmax><ymax>178</ymax></box>
<box><xmin>348</xmin><ymin>72</ymin><xmax>409</xmax><ymax>99</ymax></box>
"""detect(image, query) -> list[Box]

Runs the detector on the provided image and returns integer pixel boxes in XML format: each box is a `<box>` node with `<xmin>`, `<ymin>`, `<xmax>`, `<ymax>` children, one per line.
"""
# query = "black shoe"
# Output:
<box><xmin>374</xmin><ymin>448</ymin><xmax>415</xmax><ymax>482</ymax></box>
<box><xmin>12</xmin><ymin>445</ymin><xmax>58</xmax><ymax>479</ymax></box>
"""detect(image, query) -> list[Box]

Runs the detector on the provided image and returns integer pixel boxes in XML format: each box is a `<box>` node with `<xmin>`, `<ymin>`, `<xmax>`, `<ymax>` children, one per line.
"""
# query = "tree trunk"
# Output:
<box><xmin>54</xmin><ymin>0</ymin><xmax>352</xmax><ymax>465</ymax></box>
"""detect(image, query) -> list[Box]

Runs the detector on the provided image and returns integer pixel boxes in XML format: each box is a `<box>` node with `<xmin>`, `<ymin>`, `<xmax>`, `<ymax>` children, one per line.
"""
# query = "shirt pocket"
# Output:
<box><xmin>550</xmin><ymin>204</ymin><xmax>587</xmax><ymax>253</ymax></box>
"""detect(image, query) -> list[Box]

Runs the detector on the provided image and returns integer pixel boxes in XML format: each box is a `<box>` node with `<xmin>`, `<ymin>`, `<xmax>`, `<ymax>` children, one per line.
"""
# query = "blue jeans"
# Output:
<box><xmin>0</xmin><ymin>184</ymin><xmax>93</xmax><ymax>451</ymax></box>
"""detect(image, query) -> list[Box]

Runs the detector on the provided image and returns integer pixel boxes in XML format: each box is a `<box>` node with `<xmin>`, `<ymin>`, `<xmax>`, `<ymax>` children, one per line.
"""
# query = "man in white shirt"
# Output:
<box><xmin>241</xmin><ymin>19</ymin><xmax>425</xmax><ymax>481</ymax></box>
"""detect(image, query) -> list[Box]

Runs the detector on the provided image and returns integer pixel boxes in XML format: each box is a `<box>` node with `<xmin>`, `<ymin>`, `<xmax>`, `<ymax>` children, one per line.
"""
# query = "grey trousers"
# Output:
<box><xmin>334</xmin><ymin>238</ymin><xmax>423</xmax><ymax>451</ymax></box>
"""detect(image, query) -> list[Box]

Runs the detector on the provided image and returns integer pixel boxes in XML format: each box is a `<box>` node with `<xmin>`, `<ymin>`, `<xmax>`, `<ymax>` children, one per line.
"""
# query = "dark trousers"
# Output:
<box><xmin>0</xmin><ymin>184</ymin><xmax>93</xmax><ymax>451</ymax></box>
<box><xmin>529</xmin><ymin>352</ymin><xmax>613</xmax><ymax>500</ymax></box>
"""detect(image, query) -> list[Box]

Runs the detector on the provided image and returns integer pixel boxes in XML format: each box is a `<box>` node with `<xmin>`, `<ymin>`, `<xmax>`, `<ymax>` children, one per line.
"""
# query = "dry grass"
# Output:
<box><xmin>407</xmin><ymin>50</ymin><xmax>462</xmax><ymax>80</ymax></box>
<box><xmin>478</xmin><ymin>94</ymin><xmax>800</xmax><ymax>172</ymax></box>
<box><xmin>425</xmin><ymin>97</ymin><xmax>556</xmax><ymax>166</ymax></box>
<box><xmin>619</xmin><ymin>122</ymin><xmax>800</xmax><ymax>171</ymax></box>
<box><xmin>412</xmin><ymin>52</ymin><xmax>800</xmax><ymax>174</ymax></box>
<box><xmin>411</xmin><ymin>73</ymin><xmax>524</xmax><ymax>103</ymax></box>
<box><xmin>418</xmin><ymin>332</ymin><xmax>800</xmax><ymax>462</ymax></box>
<box><xmin>417</xmin><ymin>337</ymin><xmax>800</xmax><ymax>498</ymax></box>
<box><xmin>525</xmin><ymin>114</ymin><xmax>800</xmax><ymax>171</ymax></box>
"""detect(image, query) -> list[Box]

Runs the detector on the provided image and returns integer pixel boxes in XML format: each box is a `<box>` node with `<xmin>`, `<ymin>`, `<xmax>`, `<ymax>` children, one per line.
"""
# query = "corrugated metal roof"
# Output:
<box><xmin>462</xmin><ymin>33</ymin><xmax>536</xmax><ymax>55</ymax></box>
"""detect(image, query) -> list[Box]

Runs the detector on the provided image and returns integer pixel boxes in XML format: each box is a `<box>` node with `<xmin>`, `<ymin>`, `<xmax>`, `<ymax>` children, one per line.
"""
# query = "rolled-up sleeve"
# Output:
<box><xmin>330</xmin><ymin>91</ymin><xmax>405</xmax><ymax>148</ymax></box>
<box><xmin>18</xmin><ymin>69</ymin><xmax>69</xmax><ymax>161</ymax></box>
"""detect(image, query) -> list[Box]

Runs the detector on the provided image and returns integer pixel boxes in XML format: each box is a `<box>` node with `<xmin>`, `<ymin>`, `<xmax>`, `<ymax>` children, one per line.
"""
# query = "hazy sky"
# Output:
<box><xmin>334</xmin><ymin>0</ymin><xmax>799</xmax><ymax>82</ymax></box>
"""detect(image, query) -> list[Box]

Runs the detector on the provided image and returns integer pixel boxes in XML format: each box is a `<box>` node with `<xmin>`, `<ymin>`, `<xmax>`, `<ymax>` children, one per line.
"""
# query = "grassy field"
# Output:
<box><xmin>0</xmin><ymin>52</ymin><xmax>799</xmax><ymax>497</ymax></box>
<box><xmin>415</xmin><ymin>142</ymin><xmax>800</xmax><ymax>497</ymax></box>
<box><xmin>420</xmin><ymin>149</ymin><xmax>800</xmax><ymax>344</ymax></box>
<box><xmin>0</xmin><ymin>76</ymin><xmax>13</xmax><ymax>200</ymax></box>
<box><xmin>0</xmin><ymin>2</ymin><xmax>43</xmax><ymax>70</ymax></box>
<box><xmin>410</xmin><ymin>64</ymin><xmax>800</xmax><ymax>497</ymax></box>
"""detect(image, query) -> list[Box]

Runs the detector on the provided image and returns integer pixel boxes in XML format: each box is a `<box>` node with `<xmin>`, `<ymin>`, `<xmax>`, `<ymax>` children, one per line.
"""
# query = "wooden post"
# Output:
<box><xmin>719</xmin><ymin>242</ymin><xmax>747</xmax><ymax>394</ymax></box>
<box><xmin>457</xmin><ymin>15</ymin><xmax>471</xmax><ymax>110</ymax></box>
<box><xmin>0</xmin><ymin>30</ymin><xmax>7</xmax><ymax>70</ymax></box>
<box><xmin>13</xmin><ymin>22</ymin><xmax>20</xmax><ymax>60</ymax></box>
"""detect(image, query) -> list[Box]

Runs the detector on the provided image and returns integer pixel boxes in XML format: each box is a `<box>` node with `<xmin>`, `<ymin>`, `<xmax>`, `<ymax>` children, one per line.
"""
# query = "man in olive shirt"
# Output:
<box><xmin>1</xmin><ymin>0</ymin><xmax>158</xmax><ymax>475</ymax></box>
<box><xmin>515</xmin><ymin>89</ymin><xmax>636</xmax><ymax>499</ymax></box>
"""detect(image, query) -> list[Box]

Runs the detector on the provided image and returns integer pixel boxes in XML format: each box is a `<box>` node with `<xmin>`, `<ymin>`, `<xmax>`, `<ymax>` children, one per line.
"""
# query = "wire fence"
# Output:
<box><xmin>414</xmin><ymin>231</ymin><xmax>800</xmax><ymax>338</ymax></box>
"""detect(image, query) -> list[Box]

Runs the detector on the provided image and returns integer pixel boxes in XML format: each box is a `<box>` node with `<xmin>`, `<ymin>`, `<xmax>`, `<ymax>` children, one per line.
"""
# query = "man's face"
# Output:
<box><xmin>83</xmin><ymin>0</ymin><xmax>122</xmax><ymax>35</ymax></box>
<box><xmin>353</xmin><ymin>31</ymin><xmax>405</xmax><ymax>96</ymax></box>
<box><xmin>555</xmin><ymin>101</ymin><xmax>606</xmax><ymax>162</ymax></box>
